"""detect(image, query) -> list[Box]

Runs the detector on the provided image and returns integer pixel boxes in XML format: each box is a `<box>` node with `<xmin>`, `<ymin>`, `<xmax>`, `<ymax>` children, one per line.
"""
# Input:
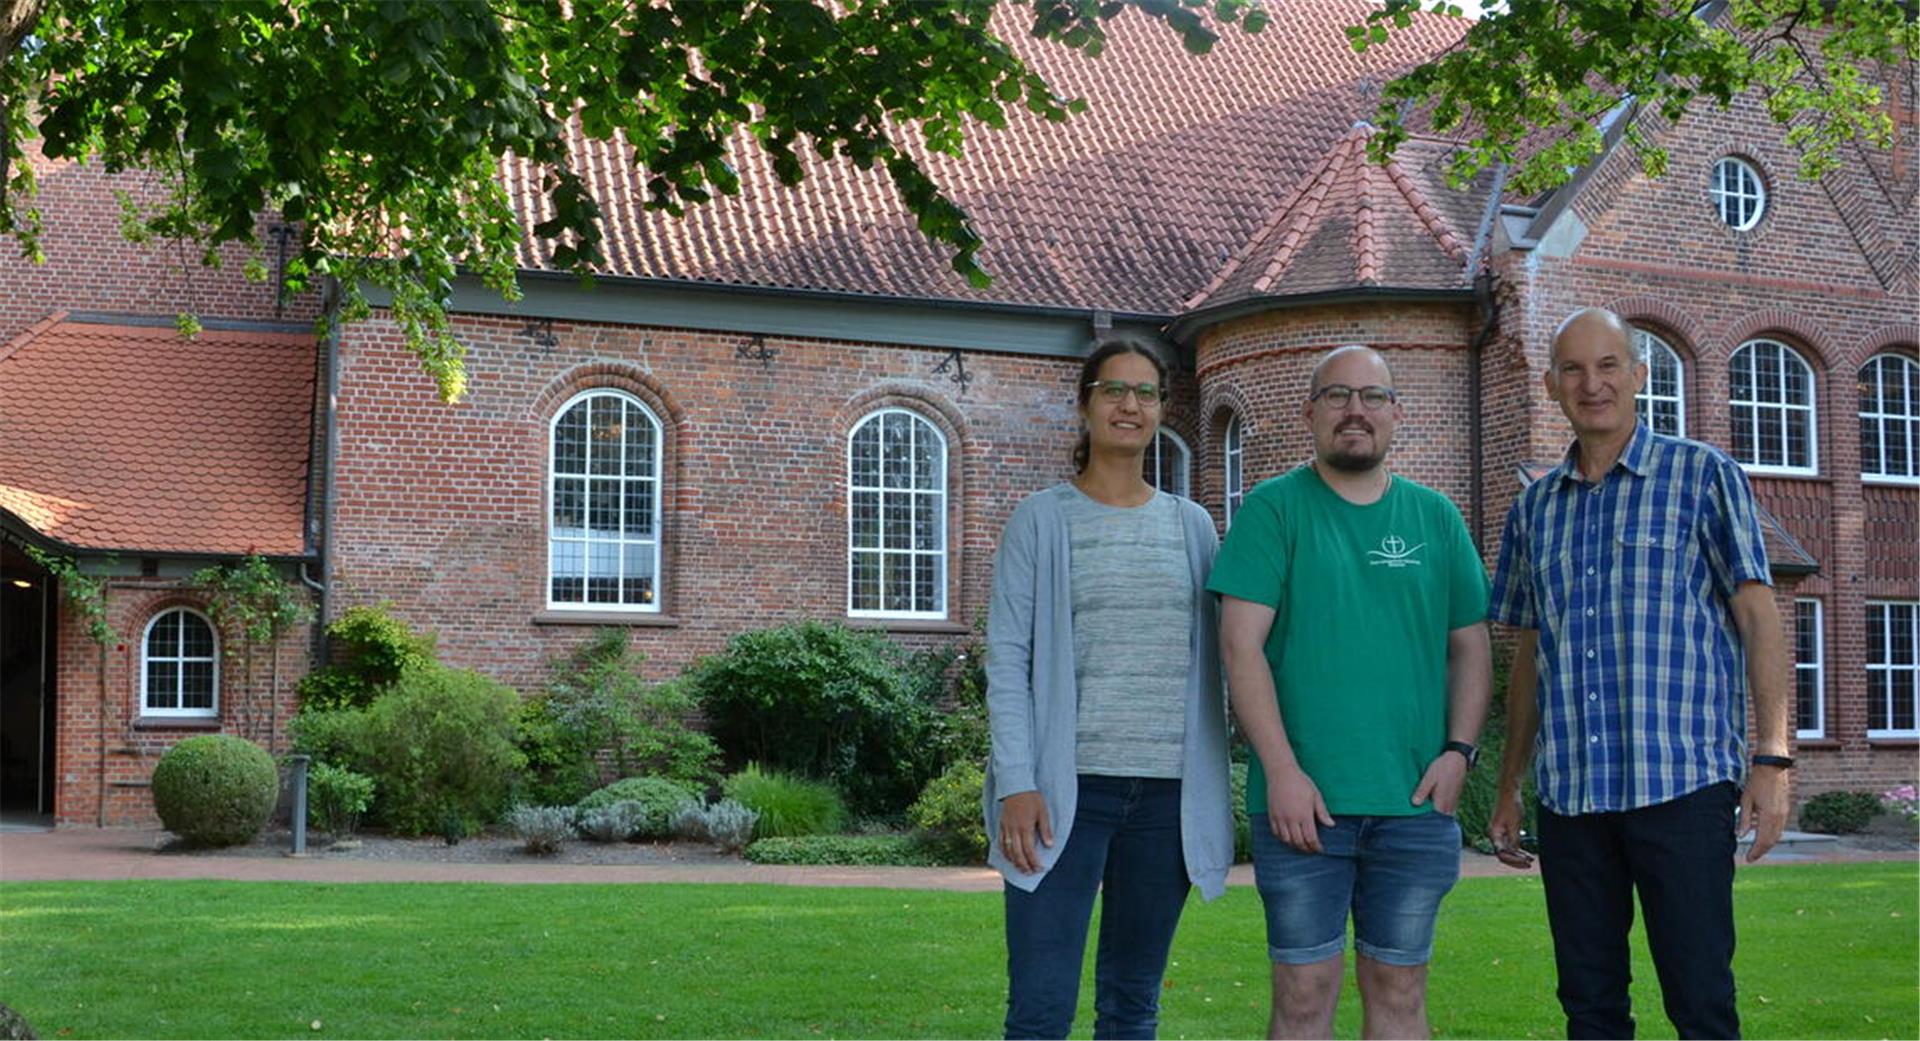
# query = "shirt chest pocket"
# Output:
<box><xmin>1613</xmin><ymin>515</ymin><xmax>1686</xmax><ymax>591</ymax></box>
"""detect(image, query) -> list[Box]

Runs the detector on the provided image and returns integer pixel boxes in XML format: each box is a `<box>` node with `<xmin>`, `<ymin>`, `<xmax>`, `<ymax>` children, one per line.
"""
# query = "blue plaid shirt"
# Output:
<box><xmin>1488</xmin><ymin>423</ymin><xmax>1771</xmax><ymax>814</ymax></box>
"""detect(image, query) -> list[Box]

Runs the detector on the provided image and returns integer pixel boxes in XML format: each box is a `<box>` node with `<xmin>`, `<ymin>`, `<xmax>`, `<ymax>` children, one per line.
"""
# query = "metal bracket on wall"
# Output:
<box><xmin>519</xmin><ymin>318</ymin><xmax>558</xmax><ymax>351</ymax></box>
<box><xmin>931</xmin><ymin>348</ymin><xmax>972</xmax><ymax>394</ymax></box>
<box><xmin>736</xmin><ymin>334</ymin><xmax>779</xmax><ymax>366</ymax></box>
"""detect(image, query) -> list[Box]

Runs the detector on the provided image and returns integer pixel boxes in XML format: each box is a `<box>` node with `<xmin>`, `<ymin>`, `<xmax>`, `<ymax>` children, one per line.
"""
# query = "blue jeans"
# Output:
<box><xmin>1004</xmin><ymin>775</ymin><xmax>1190</xmax><ymax>1040</ymax></box>
<box><xmin>1538</xmin><ymin>781</ymin><xmax>1740</xmax><ymax>1040</ymax></box>
<box><xmin>1249</xmin><ymin>811</ymin><xmax>1461</xmax><ymax>966</ymax></box>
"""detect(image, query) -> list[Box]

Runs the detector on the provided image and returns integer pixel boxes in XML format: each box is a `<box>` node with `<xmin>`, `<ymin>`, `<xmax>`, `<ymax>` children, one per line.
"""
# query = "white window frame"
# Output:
<box><xmin>1866</xmin><ymin>600</ymin><xmax>1919</xmax><ymax>739</ymax></box>
<box><xmin>1729</xmin><ymin>339</ymin><xmax>1818</xmax><ymax>476</ymax></box>
<box><xmin>1145</xmin><ymin>429</ymin><xmax>1192</xmax><ymax>498</ymax></box>
<box><xmin>1710</xmin><ymin>156</ymin><xmax>1766</xmax><ymax>231</ymax></box>
<box><xmin>1633</xmin><ymin>328</ymin><xmax>1686</xmax><ymax>437</ymax></box>
<box><xmin>846</xmin><ymin>407</ymin><xmax>948</xmax><ymax>619</ymax></box>
<box><xmin>1223</xmin><ymin>415</ymin><xmax>1245</xmax><ymax>527</ymax></box>
<box><xmin>1859</xmin><ymin>353</ymin><xmax>1919</xmax><ymax>484</ymax></box>
<box><xmin>1793</xmin><ymin>598</ymin><xmax>1825</xmax><ymax>740</ymax></box>
<box><xmin>546</xmin><ymin>389</ymin><xmax>665</xmax><ymax>613</ymax></box>
<box><xmin>141</xmin><ymin>607</ymin><xmax>219</xmax><ymax>718</ymax></box>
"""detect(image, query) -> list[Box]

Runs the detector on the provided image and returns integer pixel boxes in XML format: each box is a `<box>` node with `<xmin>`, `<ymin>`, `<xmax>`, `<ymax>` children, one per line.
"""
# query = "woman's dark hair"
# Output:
<box><xmin>1072</xmin><ymin>336</ymin><xmax>1170</xmax><ymax>473</ymax></box>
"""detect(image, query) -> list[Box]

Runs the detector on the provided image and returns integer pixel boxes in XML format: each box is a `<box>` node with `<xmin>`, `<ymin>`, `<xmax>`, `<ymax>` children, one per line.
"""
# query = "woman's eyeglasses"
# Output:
<box><xmin>1086</xmin><ymin>380</ymin><xmax>1165</xmax><ymax>406</ymax></box>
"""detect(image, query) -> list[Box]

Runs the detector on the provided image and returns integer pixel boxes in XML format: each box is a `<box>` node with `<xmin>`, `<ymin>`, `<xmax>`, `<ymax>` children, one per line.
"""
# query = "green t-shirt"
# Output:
<box><xmin>1208</xmin><ymin>465</ymin><xmax>1488</xmax><ymax>816</ymax></box>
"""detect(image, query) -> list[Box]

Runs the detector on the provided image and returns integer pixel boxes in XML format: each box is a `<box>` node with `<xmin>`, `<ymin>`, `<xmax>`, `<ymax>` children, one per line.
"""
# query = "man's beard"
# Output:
<box><xmin>1324</xmin><ymin>445</ymin><xmax>1386</xmax><ymax>472</ymax></box>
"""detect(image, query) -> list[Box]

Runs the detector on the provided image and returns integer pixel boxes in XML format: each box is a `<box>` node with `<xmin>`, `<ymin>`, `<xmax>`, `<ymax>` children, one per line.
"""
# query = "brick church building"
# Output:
<box><xmin>2</xmin><ymin>1</ymin><xmax>1913</xmax><ymax>827</ymax></box>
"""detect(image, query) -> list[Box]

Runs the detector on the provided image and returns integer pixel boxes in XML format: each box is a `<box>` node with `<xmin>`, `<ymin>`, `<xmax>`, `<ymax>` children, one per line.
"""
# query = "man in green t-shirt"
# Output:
<box><xmin>1210</xmin><ymin>345</ymin><xmax>1491</xmax><ymax>1040</ymax></box>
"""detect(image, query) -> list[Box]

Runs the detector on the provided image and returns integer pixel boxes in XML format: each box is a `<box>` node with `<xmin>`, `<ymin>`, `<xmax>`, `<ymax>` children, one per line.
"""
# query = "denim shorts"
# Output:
<box><xmin>1249</xmin><ymin>811</ymin><xmax>1461</xmax><ymax>967</ymax></box>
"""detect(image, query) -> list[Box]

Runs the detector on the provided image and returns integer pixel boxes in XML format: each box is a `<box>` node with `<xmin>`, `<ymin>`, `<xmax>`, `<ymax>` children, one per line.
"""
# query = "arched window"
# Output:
<box><xmin>848</xmin><ymin>408</ymin><xmax>947</xmax><ymax>617</ymax></box>
<box><xmin>1144</xmin><ymin>429</ymin><xmax>1192</xmax><ymax>497</ymax></box>
<box><xmin>1710</xmin><ymin>157</ymin><xmax>1766</xmax><ymax>230</ymax></box>
<box><xmin>1223</xmin><ymin>415</ymin><xmax>1245</xmax><ymax>526</ymax></box>
<box><xmin>1729</xmin><ymin>339</ymin><xmax>1817</xmax><ymax>474</ymax></box>
<box><xmin>1859</xmin><ymin>353</ymin><xmax>1919</xmax><ymax>481</ymax></box>
<box><xmin>1633</xmin><ymin>328</ymin><xmax>1686</xmax><ymax>437</ymax></box>
<box><xmin>143</xmin><ymin>608</ymin><xmax>218</xmax><ymax>717</ymax></box>
<box><xmin>548</xmin><ymin>390</ymin><xmax>664</xmax><ymax>610</ymax></box>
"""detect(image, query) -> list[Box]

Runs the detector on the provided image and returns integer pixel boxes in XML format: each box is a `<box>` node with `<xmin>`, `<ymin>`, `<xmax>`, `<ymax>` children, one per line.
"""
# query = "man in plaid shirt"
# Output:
<box><xmin>1486</xmin><ymin>308</ymin><xmax>1792</xmax><ymax>1040</ymax></box>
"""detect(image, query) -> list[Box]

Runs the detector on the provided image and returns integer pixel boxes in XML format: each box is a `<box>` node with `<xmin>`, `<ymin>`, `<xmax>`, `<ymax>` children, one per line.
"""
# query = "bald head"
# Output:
<box><xmin>1310</xmin><ymin>344</ymin><xmax>1392</xmax><ymax>395</ymax></box>
<box><xmin>1551</xmin><ymin>308</ymin><xmax>1633</xmax><ymax>367</ymax></box>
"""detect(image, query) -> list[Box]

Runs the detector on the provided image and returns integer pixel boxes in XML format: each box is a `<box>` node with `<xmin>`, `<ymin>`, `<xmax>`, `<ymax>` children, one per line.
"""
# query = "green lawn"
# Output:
<box><xmin>1</xmin><ymin>862</ymin><xmax>1912</xmax><ymax>1039</ymax></box>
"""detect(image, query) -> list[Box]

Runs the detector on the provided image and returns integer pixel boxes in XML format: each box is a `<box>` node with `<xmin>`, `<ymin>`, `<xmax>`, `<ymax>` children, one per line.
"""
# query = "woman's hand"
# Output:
<box><xmin>998</xmin><ymin>790</ymin><xmax>1053</xmax><ymax>874</ymax></box>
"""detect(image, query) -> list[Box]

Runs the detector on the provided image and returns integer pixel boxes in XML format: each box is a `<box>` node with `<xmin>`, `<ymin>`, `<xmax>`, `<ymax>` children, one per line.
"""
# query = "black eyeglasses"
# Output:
<box><xmin>1310</xmin><ymin>384</ymin><xmax>1397</xmax><ymax>410</ymax></box>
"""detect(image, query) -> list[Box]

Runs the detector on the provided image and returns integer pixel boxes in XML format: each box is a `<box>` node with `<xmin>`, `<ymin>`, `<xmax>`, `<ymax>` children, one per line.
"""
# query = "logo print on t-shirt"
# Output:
<box><xmin>1367</xmin><ymin>534</ymin><xmax>1426</xmax><ymax>567</ymax></box>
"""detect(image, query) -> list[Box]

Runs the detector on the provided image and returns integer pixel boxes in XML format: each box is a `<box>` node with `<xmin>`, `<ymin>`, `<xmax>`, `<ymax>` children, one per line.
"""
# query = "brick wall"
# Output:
<box><xmin>327</xmin><ymin>313</ymin><xmax>1098</xmax><ymax>692</ymax></box>
<box><xmin>53</xmin><ymin>580</ymin><xmax>314</xmax><ymax>827</ymax></box>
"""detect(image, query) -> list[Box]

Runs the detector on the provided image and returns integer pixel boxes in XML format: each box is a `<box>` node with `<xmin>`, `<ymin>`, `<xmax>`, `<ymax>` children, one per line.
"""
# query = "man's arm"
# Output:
<box><xmin>1730</xmin><ymin>580</ymin><xmax>1791</xmax><ymax>863</ymax></box>
<box><xmin>1412</xmin><ymin>622</ymin><xmax>1493</xmax><ymax>814</ymax></box>
<box><xmin>1488</xmin><ymin>628</ymin><xmax>1541</xmax><ymax>858</ymax></box>
<box><xmin>1220</xmin><ymin>595</ymin><xmax>1333</xmax><ymax>853</ymax></box>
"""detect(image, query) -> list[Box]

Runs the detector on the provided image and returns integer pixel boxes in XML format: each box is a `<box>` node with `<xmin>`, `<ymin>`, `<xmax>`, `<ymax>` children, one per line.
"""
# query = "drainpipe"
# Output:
<box><xmin>300</xmin><ymin>280</ymin><xmax>344</xmax><ymax>667</ymax></box>
<box><xmin>1464</xmin><ymin>164</ymin><xmax>1510</xmax><ymax>553</ymax></box>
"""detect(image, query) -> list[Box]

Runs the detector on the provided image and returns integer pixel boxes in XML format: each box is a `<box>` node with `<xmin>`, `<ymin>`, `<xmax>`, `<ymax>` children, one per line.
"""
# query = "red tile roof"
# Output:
<box><xmin>503</xmin><ymin>1</ymin><xmax>1474</xmax><ymax>314</ymax></box>
<box><xmin>0</xmin><ymin>317</ymin><xmax>316</xmax><ymax>556</ymax></box>
<box><xmin>1184</xmin><ymin>127</ymin><xmax>1476</xmax><ymax>310</ymax></box>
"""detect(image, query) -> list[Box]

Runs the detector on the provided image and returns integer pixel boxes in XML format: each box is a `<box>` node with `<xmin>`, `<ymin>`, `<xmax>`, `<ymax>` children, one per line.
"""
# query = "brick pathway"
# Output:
<box><xmin>1</xmin><ymin>827</ymin><xmax>1908</xmax><ymax>889</ymax></box>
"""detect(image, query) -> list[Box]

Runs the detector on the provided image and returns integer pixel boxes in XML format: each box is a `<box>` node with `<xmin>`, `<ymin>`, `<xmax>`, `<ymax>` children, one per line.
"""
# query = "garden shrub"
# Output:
<box><xmin>686</xmin><ymin>620</ymin><xmax>941</xmax><ymax>817</ymax></box>
<box><xmin>506</xmin><ymin>805</ymin><xmax>575</xmax><ymax>854</ymax></box>
<box><xmin>543</xmin><ymin>629</ymin><xmax>720</xmax><ymax>787</ymax></box>
<box><xmin>723</xmin><ymin>763</ymin><xmax>847</xmax><ymax>839</ymax></box>
<box><xmin>513</xmin><ymin>694</ymin><xmax>601</xmax><ymax>808</ymax></box>
<box><xmin>575</xmin><ymin>776</ymin><xmax>701</xmax><ymax>839</ymax></box>
<box><xmin>295</xmin><ymin>603</ymin><xmax>437</xmax><ymax>710</ymax></box>
<box><xmin>911</xmin><ymin>637</ymin><xmax>991</xmax><ymax>768</ymax></box>
<box><xmin>1799</xmin><ymin>790</ymin><xmax>1884</xmax><ymax>834</ymax></box>
<box><xmin>672</xmin><ymin>799</ymin><xmax>760</xmax><ymax>853</ymax></box>
<box><xmin>306</xmin><ymin>761</ymin><xmax>375</xmax><ymax>837</ymax></box>
<box><xmin>907</xmin><ymin>760</ymin><xmax>986</xmax><ymax>862</ymax></box>
<box><xmin>353</xmin><ymin>665</ymin><xmax>526</xmax><ymax>837</ymax></box>
<box><xmin>150</xmin><ymin>735</ymin><xmax>279</xmax><ymax>847</ymax></box>
<box><xmin>287</xmin><ymin>706</ymin><xmax>368</xmax><ymax>768</ymax></box>
<box><xmin>743</xmin><ymin>833</ymin><xmax>957</xmax><ymax>866</ymax></box>
<box><xmin>577</xmin><ymin>800</ymin><xmax>645</xmax><ymax>843</ymax></box>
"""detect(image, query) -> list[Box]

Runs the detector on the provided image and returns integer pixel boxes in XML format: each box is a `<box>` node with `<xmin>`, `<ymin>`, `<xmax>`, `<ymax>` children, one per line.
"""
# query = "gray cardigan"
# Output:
<box><xmin>982</xmin><ymin>483</ymin><xmax>1234</xmax><ymax>899</ymax></box>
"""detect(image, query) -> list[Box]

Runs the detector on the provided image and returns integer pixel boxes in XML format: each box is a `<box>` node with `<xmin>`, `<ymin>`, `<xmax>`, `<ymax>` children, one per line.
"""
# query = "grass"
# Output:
<box><xmin>0</xmin><ymin>862</ymin><xmax>1912</xmax><ymax>1039</ymax></box>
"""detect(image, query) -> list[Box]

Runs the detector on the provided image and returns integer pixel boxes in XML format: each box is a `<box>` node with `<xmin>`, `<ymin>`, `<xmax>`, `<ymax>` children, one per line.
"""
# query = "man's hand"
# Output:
<box><xmin>998</xmin><ymin>790</ymin><xmax>1053</xmax><ymax>874</ymax></box>
<box><xmin>1267</xmin><ymin>762</ymin><xmax>1335</xmax><ymax>853</ymax></box>
<box><xmin>1411</xmin><ymin>750</ymin><xmax>1470</xmax><ymax>815</ymax></box>
<box><xmin>1739</xmin><ymin>766</ymin><xmax>1790</xmax><ymax>863</ymax></box>
<box><xmin>1486</xmin><ymin>782</ymin><xmax>1532</xmax><ymax>869</ymax></box>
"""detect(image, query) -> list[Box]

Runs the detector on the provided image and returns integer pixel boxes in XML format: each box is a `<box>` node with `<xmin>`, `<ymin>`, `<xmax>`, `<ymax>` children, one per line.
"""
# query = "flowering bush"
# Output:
<box><xmin>1880</xmin><ymin>784</ymin><xmax>1918</xmax><ymax>823</ymax></box>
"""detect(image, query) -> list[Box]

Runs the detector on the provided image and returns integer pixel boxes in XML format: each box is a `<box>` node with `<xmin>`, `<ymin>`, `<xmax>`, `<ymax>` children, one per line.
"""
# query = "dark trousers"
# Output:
<box><xmin>1538</xmin><ymin>781</ymin><xmax>1741</xmax><ymax>1040</ymax></box>
<box><xmin>1004</xmin><ymin>775</ymin><xmax>1190</xmax><ymax>1040</ymax></box>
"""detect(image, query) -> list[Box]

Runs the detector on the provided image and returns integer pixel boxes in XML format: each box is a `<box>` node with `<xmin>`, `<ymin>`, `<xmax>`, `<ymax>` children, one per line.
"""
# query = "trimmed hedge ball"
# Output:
<box><xmin>150</xmin><ymin>734</ymin><xmax>279</xmax><ymax>847</ymax></box>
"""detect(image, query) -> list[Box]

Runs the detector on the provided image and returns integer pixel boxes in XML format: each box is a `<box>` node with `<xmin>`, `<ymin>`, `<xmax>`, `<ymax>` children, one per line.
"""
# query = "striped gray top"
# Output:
<box><xmin>1062</xmin><ymin>486</ymin><xmax>1191</xmax><ymax>779</ymax></box>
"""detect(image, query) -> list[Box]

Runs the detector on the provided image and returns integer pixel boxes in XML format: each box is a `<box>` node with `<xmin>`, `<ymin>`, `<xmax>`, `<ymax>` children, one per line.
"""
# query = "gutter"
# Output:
<box><xmin>1166</xmin><ymin>286</ymin><xmax>1475</xmax><ymax>348</ymax></box>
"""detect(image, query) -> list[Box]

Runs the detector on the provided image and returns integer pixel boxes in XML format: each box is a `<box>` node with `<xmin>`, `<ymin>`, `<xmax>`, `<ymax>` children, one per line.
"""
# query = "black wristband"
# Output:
<box><xmin>1442</xmin><ymin>740</ymin><xmax>1479</xmax><ymax>769</ymax></box>
<box><xmin>1751</xmin><ymin>754</ymin><xmax>1795</xmax><ymax>769</ymax></box>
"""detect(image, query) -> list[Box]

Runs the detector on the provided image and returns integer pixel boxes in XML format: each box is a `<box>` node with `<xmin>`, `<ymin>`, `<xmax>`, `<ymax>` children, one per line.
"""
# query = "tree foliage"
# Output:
<box><xmin>1358</xmin><ymin>0</ymin><xmax>1919</xmax><ymax>193</ymax></box>
<box><xmin>0</xmin><ymin>0</ymin><xmax>1266</xmax><ymax>401</ymax></box>
<box><xmin>2</xmin><ymin>0</ymin><xmax>1908</xmax><ymax>402</ymax></box>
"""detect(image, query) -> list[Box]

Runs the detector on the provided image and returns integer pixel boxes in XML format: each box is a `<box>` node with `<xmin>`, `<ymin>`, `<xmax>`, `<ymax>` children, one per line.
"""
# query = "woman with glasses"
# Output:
<box><xmin>985</xmin><ymin>336</ymin><xmax>1234</xmax><ymax>1040</ymax></box>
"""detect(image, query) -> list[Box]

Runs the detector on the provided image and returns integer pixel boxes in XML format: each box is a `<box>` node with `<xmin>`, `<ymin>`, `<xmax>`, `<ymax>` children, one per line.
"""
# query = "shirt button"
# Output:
<box><xmin>1586</xmin><ymin>566</ymin><xmax>1596</xmax><ymax>576</ymax></box>
<box><xmin>1586</xmin><ymin>649</ymin><xmax>1596</xmax><ymax>659</ymax></box>
<box><xmin>1588</xmin><ymin>692</ymin><xmax>1598</xmax><ymax>701</ymax></box>
<box><xmin>1590</xmin><ymin>735</ymin><xmax>1600</xmax><ymax>743</ymax></box>
<box><xmin>1585</xmin><ymin>607</ymin><xmax>1595</xmax><ymax>617</ymax></box>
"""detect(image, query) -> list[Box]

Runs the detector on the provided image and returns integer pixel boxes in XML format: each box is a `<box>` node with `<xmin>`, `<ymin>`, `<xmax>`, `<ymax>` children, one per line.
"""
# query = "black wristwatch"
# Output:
<box><xmin>1751</xmin><ymin>754</ymin><xmax>1795</xmax><ymax>769</ymax></box>
<box><xmin>1442</xmin><ymin>740</ymin><xmax>1479</xmax><ymax>769</ymax></box>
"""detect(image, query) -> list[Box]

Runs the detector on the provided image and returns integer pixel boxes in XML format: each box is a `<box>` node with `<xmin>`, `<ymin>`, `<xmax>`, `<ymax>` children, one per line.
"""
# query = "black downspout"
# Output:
<box><xmin>1465</xmin><ymin>164</ymin><xmax>1510</xmax><ymax>554</ymax></box>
